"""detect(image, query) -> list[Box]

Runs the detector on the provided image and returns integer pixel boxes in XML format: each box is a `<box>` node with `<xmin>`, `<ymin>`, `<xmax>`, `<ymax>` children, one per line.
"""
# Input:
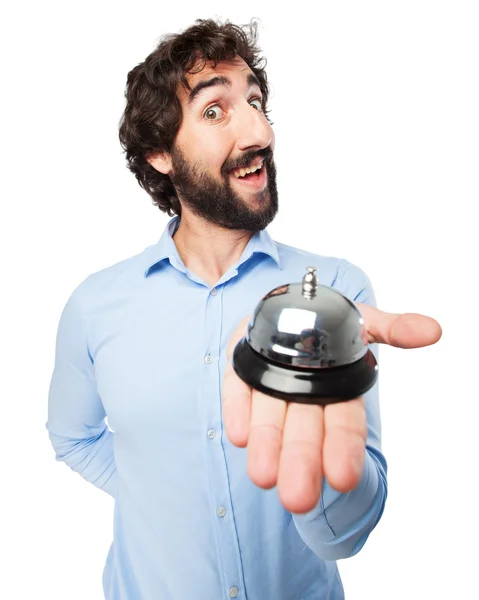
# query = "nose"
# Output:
<box><xmin>235</xmin><ymin>102</ymin><xmax>274</xmax><ymax>153</ymax></box>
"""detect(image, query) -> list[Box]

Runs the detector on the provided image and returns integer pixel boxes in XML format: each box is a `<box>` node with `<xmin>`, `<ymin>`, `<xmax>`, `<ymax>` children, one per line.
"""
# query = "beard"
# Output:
<box><xmin>168</xmin><ymin>144</ymin><xmax>279</xmax><ymax>232</ymax></box>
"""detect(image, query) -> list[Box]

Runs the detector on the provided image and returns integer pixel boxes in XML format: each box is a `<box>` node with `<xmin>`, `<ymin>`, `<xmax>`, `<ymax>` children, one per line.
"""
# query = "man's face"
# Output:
<box><xmin>168</xmin><ymin>57</ymin><xmax>278</xmax><ymax>231</ymax></box>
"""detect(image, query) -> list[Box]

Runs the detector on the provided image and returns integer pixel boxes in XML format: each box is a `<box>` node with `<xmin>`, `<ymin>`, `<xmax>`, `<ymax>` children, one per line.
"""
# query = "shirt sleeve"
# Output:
<box><xmin>292</xmin><ymin>260</ymin><xmax>388</xmax><ymax>560</ymax></box>
<box><xmin>46</xmin><ymin>282</ymin><xmax>117</xmax><ymax>497</ymax></box>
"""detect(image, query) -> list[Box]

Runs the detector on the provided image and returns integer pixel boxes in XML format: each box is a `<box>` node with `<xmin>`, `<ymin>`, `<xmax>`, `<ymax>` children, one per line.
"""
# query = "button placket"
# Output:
<box><xmin>202</xmin><ymin>280</ymin><xmax>245</xmax><ymax>597</ymax></box>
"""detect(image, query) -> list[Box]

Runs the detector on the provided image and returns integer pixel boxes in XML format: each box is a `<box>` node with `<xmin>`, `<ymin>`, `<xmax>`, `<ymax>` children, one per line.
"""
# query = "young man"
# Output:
<box><xmin>47</xmin><ymin>18</ymin><xmax>441</xmax><ymax>600</ymax></box>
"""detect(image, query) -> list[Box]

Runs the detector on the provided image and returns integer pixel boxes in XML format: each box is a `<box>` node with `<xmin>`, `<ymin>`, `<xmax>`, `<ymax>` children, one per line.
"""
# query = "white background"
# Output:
<box><xmin>1</xmin><ymin>1</ymin><xmax>477</xmax><ymax>599</ymax></box>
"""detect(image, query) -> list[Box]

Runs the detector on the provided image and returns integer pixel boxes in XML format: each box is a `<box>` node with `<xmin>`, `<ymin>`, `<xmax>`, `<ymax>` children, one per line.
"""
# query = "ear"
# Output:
<box><xmin>146</xmin><ymin>151</ymin><xmax>172</xmax><ymax>175</ymax></box>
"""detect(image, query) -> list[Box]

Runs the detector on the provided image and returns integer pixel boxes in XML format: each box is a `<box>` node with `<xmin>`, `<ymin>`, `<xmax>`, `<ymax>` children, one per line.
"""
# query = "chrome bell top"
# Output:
<box><xmin>246</xmin><ymin>267</ymin><xmax>368</xmax><ymax>369</ymax></box>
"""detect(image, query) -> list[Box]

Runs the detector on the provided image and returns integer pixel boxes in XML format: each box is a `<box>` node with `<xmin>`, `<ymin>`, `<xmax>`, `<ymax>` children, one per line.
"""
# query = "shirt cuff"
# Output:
<box><xmin>292</xmin><ymin>450</ymin><xmax>386</xmax><ymax>561</ymax></box>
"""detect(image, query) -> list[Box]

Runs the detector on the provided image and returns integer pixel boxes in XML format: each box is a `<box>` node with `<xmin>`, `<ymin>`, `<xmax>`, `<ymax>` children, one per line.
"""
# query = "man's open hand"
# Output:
<box><xmin>222</xmin><ymin>304</ymin><xmax>442</xmax><ymax>514</ymax></box>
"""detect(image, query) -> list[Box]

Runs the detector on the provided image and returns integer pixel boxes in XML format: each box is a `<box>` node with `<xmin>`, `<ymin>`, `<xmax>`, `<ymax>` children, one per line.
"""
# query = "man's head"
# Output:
<box><xmin>119</xmin><ymin>19</ymin><xmax>278</xmax><ymax>231</ymax></box>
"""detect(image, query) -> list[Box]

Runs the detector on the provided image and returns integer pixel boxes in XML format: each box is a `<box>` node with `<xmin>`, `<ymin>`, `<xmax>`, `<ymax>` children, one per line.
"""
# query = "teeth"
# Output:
<box><xmin>233</xmin><ymin>159</ymin><xmax>264</xmax><ymax>178</ymax></box>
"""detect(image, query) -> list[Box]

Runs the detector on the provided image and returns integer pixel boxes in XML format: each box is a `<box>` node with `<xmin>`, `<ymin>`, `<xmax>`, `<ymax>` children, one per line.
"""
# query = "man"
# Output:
<box><xmin>47</xmin><ymin>18</ymin><xmax>441</xmax><ymax>600</ymax></box>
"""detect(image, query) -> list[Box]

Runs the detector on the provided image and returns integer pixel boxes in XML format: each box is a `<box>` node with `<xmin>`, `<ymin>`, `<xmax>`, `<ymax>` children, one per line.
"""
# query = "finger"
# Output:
<box><xmin>323</xmin><ymin>397</ymin><xmax>367</xmax><ymax>492</ymax></box>
<box><xmin>222</xmin><ymin>315</ymin><xmax>254</xmax><ymax>447</ymax></box>
<box><xmin>222</xmin><ymin>361</ymin><xmax>252</xmax><ymax>447</ymax></box>
<box><xmin>277</xmin><ymin>403</ymin><xmax>324</xmax><ymax>514</ymax></box>
<box><xmin>356</xmin><ymin>303</ymin><xmax>442</xmax><ymax>348</ymax></box>
<box><xmin>247</xmin><ymin>391</ymin><xmax>286</xmax><ymax>489</ymax></box>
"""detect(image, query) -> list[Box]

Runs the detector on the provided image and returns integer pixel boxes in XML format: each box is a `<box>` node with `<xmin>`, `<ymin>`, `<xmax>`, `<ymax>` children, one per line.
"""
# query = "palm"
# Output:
<box><xmin>222</xmin><ymin>304</ymin><xmax>441</xmax><ymax>514</ymax></box>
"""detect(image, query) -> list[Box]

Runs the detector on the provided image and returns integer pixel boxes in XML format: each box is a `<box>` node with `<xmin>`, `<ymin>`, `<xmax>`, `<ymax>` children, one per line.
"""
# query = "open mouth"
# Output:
<box><xmin>229</xmin><ymin>158</ymin><xmax>266</xmax><ymax>185</ymax></box>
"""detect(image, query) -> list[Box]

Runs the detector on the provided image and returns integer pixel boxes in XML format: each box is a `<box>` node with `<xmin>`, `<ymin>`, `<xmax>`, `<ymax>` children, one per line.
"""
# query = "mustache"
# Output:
<box><xmin>222</xmin><ymin>147</ymin><xmax>273</xmax><ymax>174</ymax></box>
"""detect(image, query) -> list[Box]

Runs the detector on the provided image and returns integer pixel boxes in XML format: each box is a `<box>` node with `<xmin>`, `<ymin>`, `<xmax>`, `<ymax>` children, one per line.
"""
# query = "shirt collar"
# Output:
<box><xmin>144</xmin><ymin>216</ymin><xmax>281</xmax><ymax>277</ymax></box>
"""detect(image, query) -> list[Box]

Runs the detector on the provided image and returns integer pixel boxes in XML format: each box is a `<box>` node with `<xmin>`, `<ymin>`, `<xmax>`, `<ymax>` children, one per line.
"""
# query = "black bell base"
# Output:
<box><xmin>232</xmin><ymin>339</ymin><xmax>378</xmax><ymax>405</ymax></box>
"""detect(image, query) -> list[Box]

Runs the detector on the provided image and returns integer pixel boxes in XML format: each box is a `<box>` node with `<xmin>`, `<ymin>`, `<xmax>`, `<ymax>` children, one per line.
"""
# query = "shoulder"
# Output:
<box><xmin>66</xmin><ymin>245</ymin><xmax>154</xmax><ymax>313</ymax></box>
<box><xmin>273</xmin><ymin>240</ymin><xmax>376</xmax><ymax>305</ymax></box>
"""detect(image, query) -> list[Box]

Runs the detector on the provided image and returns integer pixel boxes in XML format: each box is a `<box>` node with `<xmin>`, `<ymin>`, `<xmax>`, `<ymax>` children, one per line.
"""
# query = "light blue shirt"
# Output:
<box><xmin>47</xmin><ymin>217</ymin><xmax>387</xmax><ymax>600</ymax></box>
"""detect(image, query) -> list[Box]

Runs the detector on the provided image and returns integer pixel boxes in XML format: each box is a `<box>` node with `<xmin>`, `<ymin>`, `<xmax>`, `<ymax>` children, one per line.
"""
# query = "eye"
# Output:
<box><xmin>249</xmin><ymin>98</ymin><xmax>263</xmax><ymax>111</ymax></box>
<box><xmin>203</xmin><ymin>105</ymin><xmax>224</xmax><ymax>120</ymax></box>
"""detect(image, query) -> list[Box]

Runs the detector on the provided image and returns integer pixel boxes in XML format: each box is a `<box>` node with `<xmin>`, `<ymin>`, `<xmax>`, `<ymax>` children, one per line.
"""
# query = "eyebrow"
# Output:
<box><xmin>187</xmin><ymin>73</ymin><xmax>262</xmax><ymax>106</ymax></box>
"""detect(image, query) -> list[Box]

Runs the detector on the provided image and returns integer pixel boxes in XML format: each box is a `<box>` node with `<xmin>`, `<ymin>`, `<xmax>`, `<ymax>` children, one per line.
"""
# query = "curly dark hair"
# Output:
<box><xmin>118</xmin><ymin>18</ymin><xmax>271</xmax><ymax>216</ymax></box>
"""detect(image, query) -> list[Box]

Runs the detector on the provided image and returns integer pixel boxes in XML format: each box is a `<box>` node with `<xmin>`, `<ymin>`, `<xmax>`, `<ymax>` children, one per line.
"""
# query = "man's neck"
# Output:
<box><xmin>172</xmin><ymin>209</ymin><xmax>254</xmax><ymax>287</ymax></box>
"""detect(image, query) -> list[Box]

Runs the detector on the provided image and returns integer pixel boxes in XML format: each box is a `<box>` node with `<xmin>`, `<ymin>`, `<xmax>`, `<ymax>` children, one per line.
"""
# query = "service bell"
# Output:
<box><xmin>232</xmin><ymin>267</ymin><xmax>378</xmax><ymax>405</ymax></box>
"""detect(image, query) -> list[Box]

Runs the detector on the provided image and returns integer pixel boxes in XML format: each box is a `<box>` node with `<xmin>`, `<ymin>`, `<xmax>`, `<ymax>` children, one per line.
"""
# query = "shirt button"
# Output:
<box><xmin>210</xmin><ymin>287</ymin><xmax>218</xmax><ymax>296</ymax></box>
<box><xmin>216</xmin><ymin>506</ymin><xmax>226</xmax><ymax>517</ymax></box>
<box><xmin>204</xmin><ymin>354</ymin><xmax>213</xmax><ymax>364</ymax></box>
<box><xmin>229</xmin><ymin>586</ymin><xmax>239</xmax><ymax>598</ymax></box>
<box><xmin>207</xmin><ymin>429</ymin><xmax>216</xmax><ymax>439</ymax></box>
